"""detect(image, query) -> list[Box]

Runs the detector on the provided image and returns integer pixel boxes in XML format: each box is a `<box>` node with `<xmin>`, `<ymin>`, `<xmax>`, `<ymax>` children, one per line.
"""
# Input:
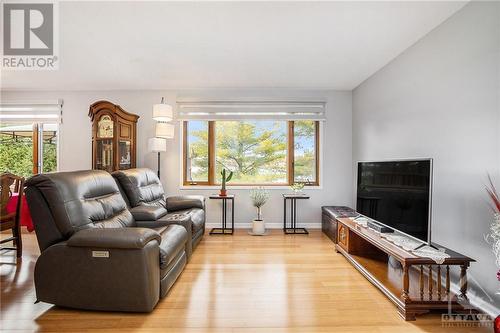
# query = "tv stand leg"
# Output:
<box><xmin>401</xmin><ymin>264</ymin><xmax>411</xmax><ymax>303</ymax></box>
<box><xmin>399</xmin><ymin>308</ymin><xmax>429</xmax><ymax>321</ymax></box>
<box><xmin>398</xmin><ymin>308</ymin><xmax>417</xmax><ymax>321</ymax></box>
<box><xmin>458</xmin><ymin>264</ymin><xmax>469</xmax><ymax>301</ymax></box>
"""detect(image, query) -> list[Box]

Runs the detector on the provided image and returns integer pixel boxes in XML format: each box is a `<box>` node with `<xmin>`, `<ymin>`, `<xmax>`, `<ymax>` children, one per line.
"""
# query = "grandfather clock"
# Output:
<box><xmin>89</xmin><ymin>100</ymin><xmax>139</xmax><ymax>172</ymax></box>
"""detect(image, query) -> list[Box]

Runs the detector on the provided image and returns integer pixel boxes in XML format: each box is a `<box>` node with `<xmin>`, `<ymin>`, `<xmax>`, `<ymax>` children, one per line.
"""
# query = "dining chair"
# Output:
<box><xmin>0</xmin><ymin>172</ymin><xmax>25</xmax><ymax>258</ymax></box>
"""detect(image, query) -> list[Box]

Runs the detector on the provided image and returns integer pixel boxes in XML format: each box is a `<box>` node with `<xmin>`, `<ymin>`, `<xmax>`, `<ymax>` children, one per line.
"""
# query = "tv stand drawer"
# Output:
<box><xmin>337</xmin><ymin>223</ymin><xmax>349</xmax><ymax>251</ymax></box>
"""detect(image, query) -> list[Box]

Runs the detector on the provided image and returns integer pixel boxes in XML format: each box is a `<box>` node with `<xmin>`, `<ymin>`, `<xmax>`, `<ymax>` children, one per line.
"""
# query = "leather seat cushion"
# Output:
<box><xmin>173</xmin><ymin>208</ymin><xmax>205</xmax><ymax>235</ymax></box>
<box><xmin>159</xmin><ymin>224</ymin><xmax>188</xmax><ymax>270</ymax></box>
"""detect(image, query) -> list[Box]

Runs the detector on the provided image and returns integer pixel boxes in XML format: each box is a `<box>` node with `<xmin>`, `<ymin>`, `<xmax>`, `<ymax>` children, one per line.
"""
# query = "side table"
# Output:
<box><xmin>283</xmin><ymin>194</ymin><xmax>310</xmax><ymax>234</ymax></box>
<box><xmin>209</xmin><ymin>194</ymin><xmax>235</xmax><ymax>235</ymax></box>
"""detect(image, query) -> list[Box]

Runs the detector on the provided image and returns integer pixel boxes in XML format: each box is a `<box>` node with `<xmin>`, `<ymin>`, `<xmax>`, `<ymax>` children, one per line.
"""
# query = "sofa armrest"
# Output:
<box><xmin>129</xmin><ymin>205</ymin><xmax>168</xmax><ymax>221</ymax></box>
<box><xmin>67</xmin><ymin>228</ymin><xmax>161</xmax><ymax>249</ymax></box>
<box><xmin>166</xmin><ymin>195</ymin><xmax>205</xmax><ymax>211</ymax></box>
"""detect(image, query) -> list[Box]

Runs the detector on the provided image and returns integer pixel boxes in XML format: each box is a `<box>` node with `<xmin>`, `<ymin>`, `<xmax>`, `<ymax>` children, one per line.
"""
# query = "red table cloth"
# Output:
<box><xmin>6</xmin><ymin>193</ymin><xmax>34</xmax><ymax>232</ymax></box>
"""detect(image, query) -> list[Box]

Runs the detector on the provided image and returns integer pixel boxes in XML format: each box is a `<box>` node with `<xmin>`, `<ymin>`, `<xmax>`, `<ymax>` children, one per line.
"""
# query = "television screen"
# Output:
<box><xmin>356</xmin><ymin>159</ymin><xmax>432</xmax><ymax>242</ymax></box>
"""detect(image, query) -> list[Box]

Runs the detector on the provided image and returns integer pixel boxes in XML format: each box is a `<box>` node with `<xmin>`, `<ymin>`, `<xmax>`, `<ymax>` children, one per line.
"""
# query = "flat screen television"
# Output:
<box><xmin>356</xmin><ymin>159</ymin><xmax>433</xmax><ymax>243</ymax></box>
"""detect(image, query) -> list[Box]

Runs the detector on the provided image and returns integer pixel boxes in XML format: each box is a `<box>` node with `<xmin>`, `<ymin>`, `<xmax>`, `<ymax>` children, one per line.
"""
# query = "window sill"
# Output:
<box><xmin>179</xmin><ymin>185</ymin><xmax>323</xmax><ymax>190</ymax></box>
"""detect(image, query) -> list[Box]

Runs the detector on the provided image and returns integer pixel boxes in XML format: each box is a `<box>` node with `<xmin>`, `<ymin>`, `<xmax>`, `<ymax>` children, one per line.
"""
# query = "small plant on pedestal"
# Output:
<box><xmin>219</xmin><ymin>168</ymin><xmax>233</xmax><ymax>196</ymax></box>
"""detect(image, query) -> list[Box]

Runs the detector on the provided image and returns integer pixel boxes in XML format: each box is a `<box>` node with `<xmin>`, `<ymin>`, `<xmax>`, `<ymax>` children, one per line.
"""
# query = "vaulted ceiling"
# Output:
<box><xmin>1</xmin><ymin>1</ymin><xmax>468</xmax><ymax>91</ymax></box>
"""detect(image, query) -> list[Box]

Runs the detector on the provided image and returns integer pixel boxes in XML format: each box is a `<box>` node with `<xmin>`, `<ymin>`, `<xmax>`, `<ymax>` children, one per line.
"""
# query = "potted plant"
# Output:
<box><xmin>249</xmin><ymin>187</ymin><xmax>270</xmax><ymax>235</ymax></box>
<box><xmin>290</xmin><ymin>182</ymin><xmax>305</xmax><ymax>194</ymax></box>
<box><xmin>219</xmin><ymin>168</ymin><xmax>233</xmax><ymax>196</ymax></box>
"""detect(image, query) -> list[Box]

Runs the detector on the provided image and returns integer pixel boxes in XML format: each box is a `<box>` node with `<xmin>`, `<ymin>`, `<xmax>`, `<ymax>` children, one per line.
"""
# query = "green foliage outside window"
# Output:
<box><xmin>186</xmin><ymin>121</ymin><xmax>209</xmax><ymax>182</ymax></box>
<box><xmin>294</xmin><ymin>120</ymin><xmax>317</xmax><ymax>183</ymax></box>
<box><xmin>0</xmin><ymin>137</ymin><xmax>34</xmax><ymax>178</ymax></box>
<box><xmin>43</xmin><ymin>140</ymin><xmax>58</xmax><ymax>173</ymax></box>
<box><xmin>215</xmin><ymin>121</ymin><xmax>287</xmax><ymax>184</ymax></box>
<box><xmin>0</xmin><ymin>129</ymin><xmax>57</xmax><ymax>178</ymax></box>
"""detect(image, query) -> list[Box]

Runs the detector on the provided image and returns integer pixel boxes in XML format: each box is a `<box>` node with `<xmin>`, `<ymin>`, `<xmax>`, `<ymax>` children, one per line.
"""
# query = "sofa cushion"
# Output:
<box><xmin>112</xmin><ymin>168</ymin><xmax>165</xmax><ymax>207</ymax></box>
<box><xmin>25</xmin><ymin>170</ymin><xmax>134</xmax><ymax>238</ymax></box>
<box><xmin>159</xmin><ymin>224</ymin><xmax>188</xmax><ymax>270</ymax></box>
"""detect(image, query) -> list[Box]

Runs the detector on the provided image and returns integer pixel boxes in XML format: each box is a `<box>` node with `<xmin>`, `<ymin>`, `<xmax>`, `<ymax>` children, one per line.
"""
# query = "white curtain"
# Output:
<box><xmin>176</xmin><ymin>100</ymin><xmax>326</xmax><ymax>121</ymax></box>
<box><xmin>0</xmin><ymin>100</ymin><xmax>63</xmax><ymax>123</ymax></box>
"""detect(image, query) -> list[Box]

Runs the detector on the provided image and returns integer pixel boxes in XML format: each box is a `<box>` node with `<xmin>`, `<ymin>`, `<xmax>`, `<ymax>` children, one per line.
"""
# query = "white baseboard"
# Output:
<box><xmin>206</xmin><ymin>222</ymin><xmax>322</xmax><ymax>229</ymax></box>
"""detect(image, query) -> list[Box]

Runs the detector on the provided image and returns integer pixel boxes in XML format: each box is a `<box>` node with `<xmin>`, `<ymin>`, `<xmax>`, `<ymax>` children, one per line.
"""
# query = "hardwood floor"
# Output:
<box><xmin>0</xmin><ymin>230</ymin><xmax>491</xmax><ymax>332</ymax></box>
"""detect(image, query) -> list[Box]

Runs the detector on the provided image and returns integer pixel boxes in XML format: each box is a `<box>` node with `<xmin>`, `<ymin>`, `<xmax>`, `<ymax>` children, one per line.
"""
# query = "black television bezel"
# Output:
<box><xmin>356</xmin><ymin>158</ymin><xmax>434</xmax><ymax>245</ymax></box>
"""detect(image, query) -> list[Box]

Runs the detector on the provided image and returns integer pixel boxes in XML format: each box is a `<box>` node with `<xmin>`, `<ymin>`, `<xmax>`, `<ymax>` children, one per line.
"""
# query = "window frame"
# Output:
<box><xmin>182</xmin><ymin>120</ymin><xmax>320</xmax><ymax>187</ymax></box>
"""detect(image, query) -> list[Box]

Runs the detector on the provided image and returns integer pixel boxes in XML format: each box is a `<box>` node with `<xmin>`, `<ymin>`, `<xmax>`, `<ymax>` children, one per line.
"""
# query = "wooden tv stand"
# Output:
<box><xmin>335</xmin><ymin>217</ymin><xmax>475</xmax><ymax>321</ymax></box>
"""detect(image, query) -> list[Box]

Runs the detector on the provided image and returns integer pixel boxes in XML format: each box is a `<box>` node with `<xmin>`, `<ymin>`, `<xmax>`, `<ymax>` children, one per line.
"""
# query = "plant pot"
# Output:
<box><xmin>219</xmin><ymin>189</ymin><xmax>227</xmax><ymax>196</ymax></box>
<box><xmin>252</xmin><ymin>219</ymin><xmax>266</xmax><ymax>235</ymax></box>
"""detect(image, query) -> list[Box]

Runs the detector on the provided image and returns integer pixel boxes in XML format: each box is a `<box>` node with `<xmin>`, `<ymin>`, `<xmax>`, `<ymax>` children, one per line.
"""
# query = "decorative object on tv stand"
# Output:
<box><xmin>89</xmin><ymin>100</ymin><xmax>139</xmax><ymax>172</ymax></box>
<box><xmin>486</xmin><ymin>177</ymin><xmax>499</xmax><ymax>333</ymax></box>
<box><xmin>249</xmin><ymin>187</ymin><xmax>270</xmax><ymax>236</ymax></box>
<box><xmin>219</xmin><ymin>168</ymin><xmax>233</xmax><ymax>196</ymax></box>
<box><xmin>485</xmin><ymin>175</ymin><xmax>500</xmax><ymax>279</ymax></box>
<box><xmin>147</xmin><ymin>138</ymin><xmax>167</xmax><ymax>179</ymax></box>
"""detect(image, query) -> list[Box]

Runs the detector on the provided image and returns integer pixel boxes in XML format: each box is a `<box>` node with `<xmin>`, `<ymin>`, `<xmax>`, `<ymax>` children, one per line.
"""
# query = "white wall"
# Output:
<box><xmin>353</xmin><ymin>1</ymin><xmax>500</xmax><ymax>314</ymax></box>
<box><xmin>0</xmin><ymin>89</ymin><xmax>353</xmax><ymax>228</ymax></box>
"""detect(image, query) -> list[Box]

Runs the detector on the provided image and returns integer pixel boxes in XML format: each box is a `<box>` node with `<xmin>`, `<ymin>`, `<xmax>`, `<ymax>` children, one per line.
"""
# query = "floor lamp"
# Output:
<box><xmin>148</xmin><ymin>137</ymin><xmax>167</xmax><ymax>179</ymax></box>
<box><xmin>151</xmin><ymin>97</ymin><xmax>174</xmax><ymax>179</ymax></box>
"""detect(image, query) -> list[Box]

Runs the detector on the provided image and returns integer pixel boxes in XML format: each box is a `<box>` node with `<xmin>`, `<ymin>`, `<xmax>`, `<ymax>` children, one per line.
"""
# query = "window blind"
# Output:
<box><xmin>0</xmin><ymin>100</ymin><xmax>63</xmax><ymax>123</ymax></box>
<box><xmin>176</xmin><ymin>100</ymin><xmax>326</xmax><ymax>121</ymax></box>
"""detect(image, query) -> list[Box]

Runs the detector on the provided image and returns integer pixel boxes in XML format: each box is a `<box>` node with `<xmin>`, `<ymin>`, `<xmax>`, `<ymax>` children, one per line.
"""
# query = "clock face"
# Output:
<box><xmin>97</xmin><ymin>115</ymin><xmax>114</xmax><ymax>138</ymax></box>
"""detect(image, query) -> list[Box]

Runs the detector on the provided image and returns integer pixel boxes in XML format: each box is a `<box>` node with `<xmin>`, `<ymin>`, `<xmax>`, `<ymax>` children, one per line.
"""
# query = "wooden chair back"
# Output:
<box><xmin>0</xmin><ymin>172</ymin><xmax>25</xmax><ymax>231</ymax></box>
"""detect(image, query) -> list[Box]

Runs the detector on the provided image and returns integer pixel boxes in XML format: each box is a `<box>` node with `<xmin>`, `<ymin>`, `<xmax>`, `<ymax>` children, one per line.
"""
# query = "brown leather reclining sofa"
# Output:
<box><xmin>112</xmin><ymin>168</ymin><xmax>205</xmax><ymax>258</ymax></box>
<box><xmin>25</xmin><ymin>168</ymin><xmax>205</xmax><ymax>312</ymax></box>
